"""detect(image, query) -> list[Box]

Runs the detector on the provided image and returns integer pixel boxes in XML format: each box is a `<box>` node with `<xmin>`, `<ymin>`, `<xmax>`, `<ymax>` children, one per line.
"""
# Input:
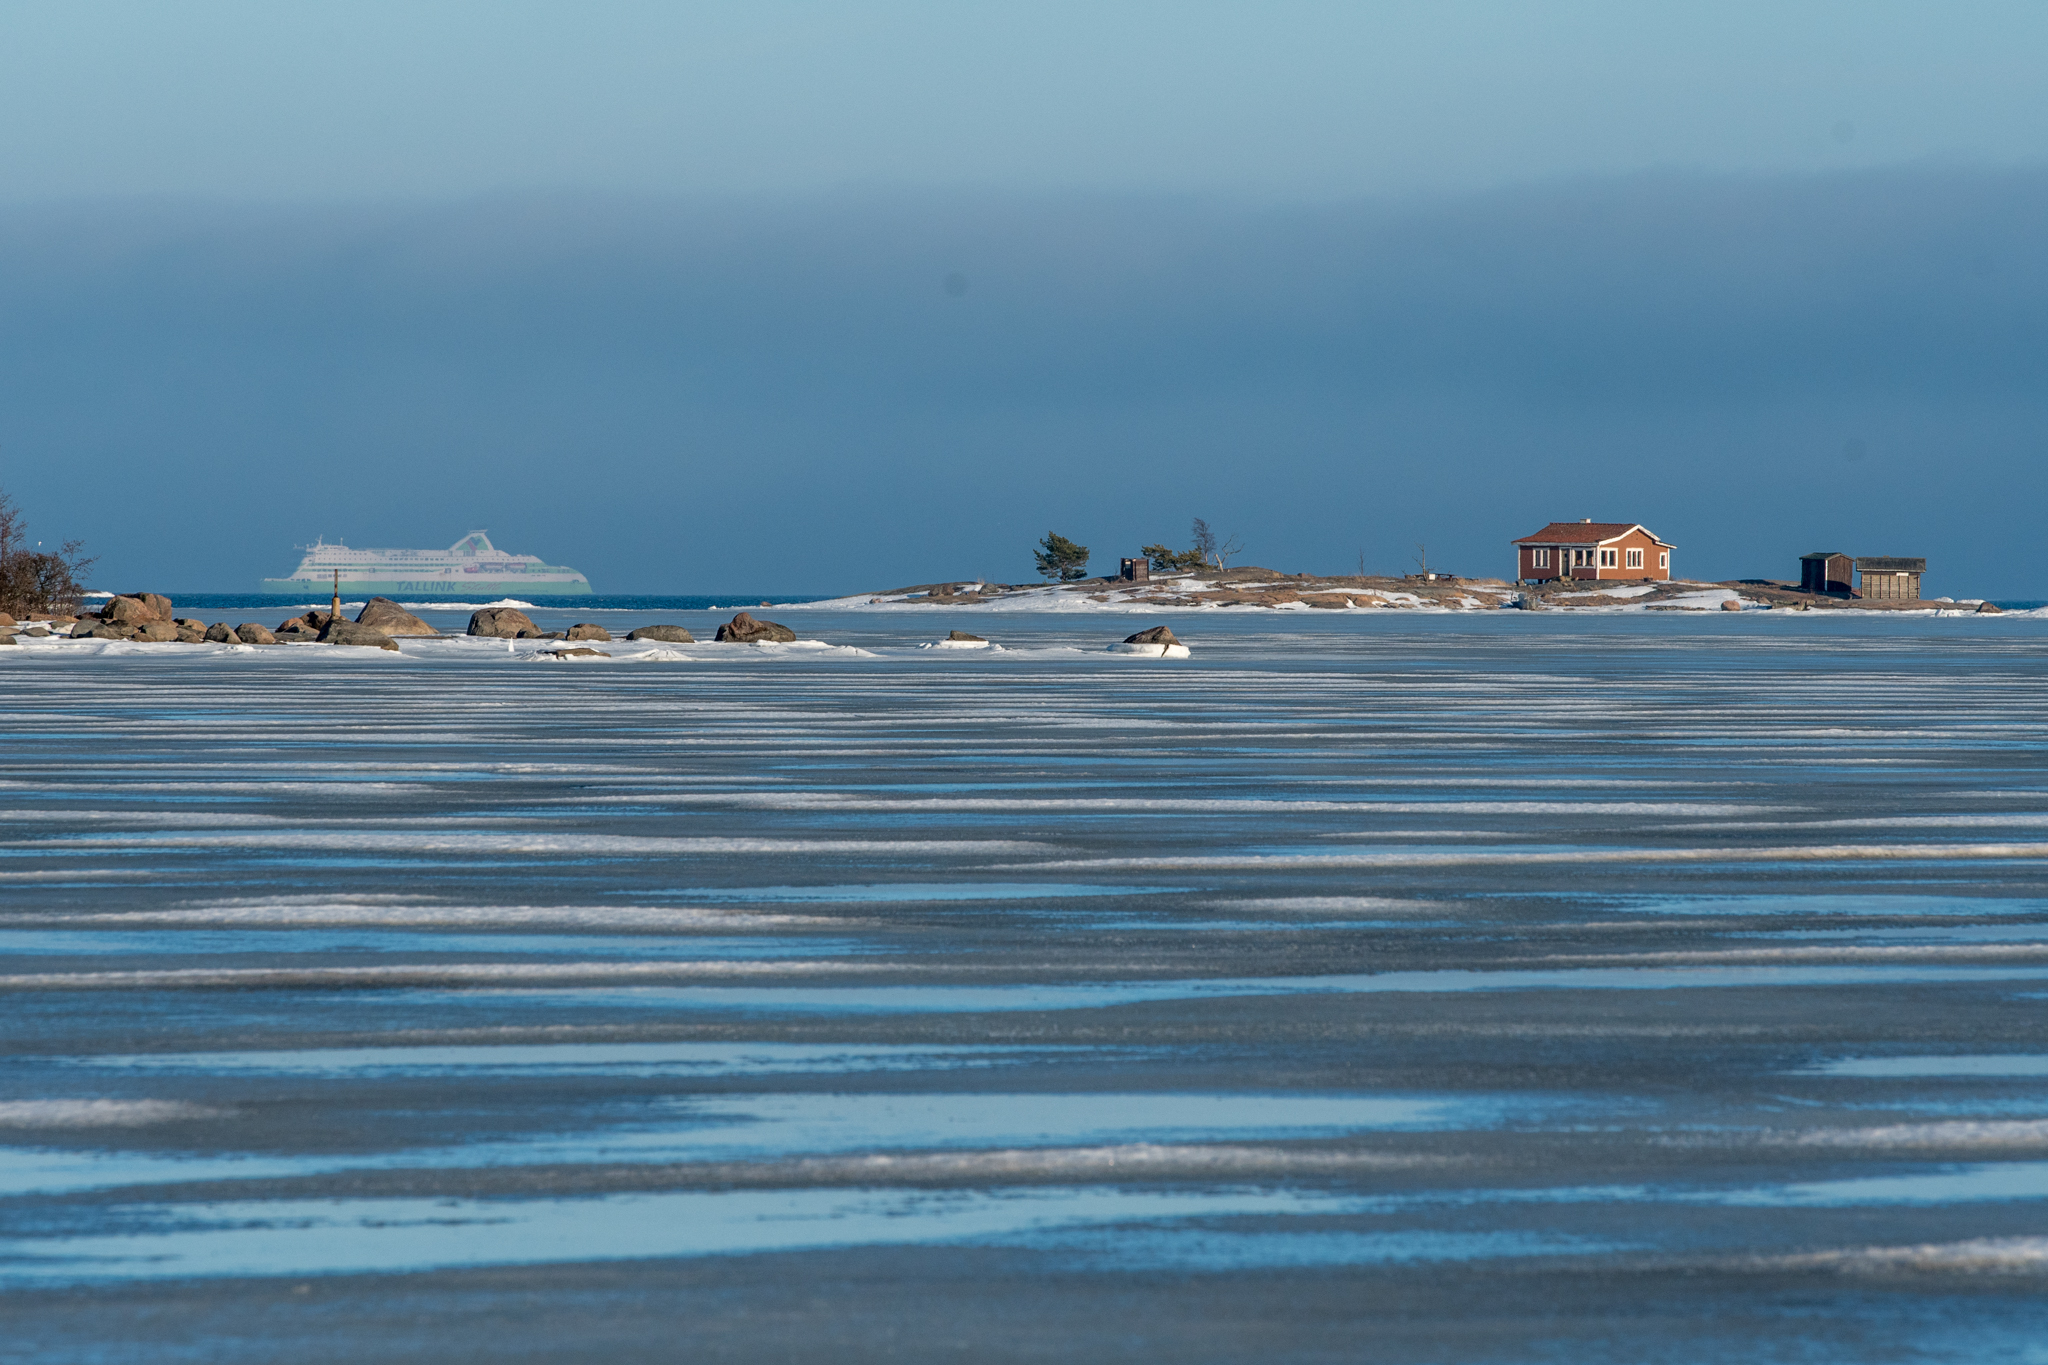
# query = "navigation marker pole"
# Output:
<box><xmin>331</xmin><ymin>570</ymin><xmax>341</xmax><ymax>625</ymax></box>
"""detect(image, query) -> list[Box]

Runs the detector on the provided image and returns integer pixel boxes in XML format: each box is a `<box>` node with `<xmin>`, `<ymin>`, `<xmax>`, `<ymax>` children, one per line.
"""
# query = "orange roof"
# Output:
<box><xmin>1513</xmin><ymin>521</ymin><xmax>1674</xmax><ymax>547</ymax></box>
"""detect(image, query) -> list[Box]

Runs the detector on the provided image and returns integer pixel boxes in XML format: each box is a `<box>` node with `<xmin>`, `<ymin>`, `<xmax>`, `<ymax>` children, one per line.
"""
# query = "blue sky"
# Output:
<box><xmin>2</xmin><ymin>2</ymin><xmax>2044</xmax><ymax>592</ymax></box>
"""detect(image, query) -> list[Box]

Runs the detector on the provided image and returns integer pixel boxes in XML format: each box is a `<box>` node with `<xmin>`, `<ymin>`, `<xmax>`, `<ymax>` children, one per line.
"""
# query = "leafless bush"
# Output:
<box><xmin>1190</xmin><ymin>517</ymin><xmax>1243</xmax><ymax>570</ymax></box>
<box><xmin>0</xmin><ymin>490</ymin><xmax>95</xmax><ymax>616</ymax></box>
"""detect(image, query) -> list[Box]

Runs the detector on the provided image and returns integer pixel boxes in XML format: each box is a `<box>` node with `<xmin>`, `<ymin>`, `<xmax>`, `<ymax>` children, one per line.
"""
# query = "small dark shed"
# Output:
<box><xmin>1855</xmin><ymin>556</ymin><xmax>1926</xmax><ymax>601</ymax></box>
<box><xmin>1800</xmin><ymin>551</ymin><xmax>1853</xmax><ymax>595</ymax></box>
<box><xmin>1118</xmin><ymin>557</ymin><xmax>1150</xmax><ymax>582</ymax></box>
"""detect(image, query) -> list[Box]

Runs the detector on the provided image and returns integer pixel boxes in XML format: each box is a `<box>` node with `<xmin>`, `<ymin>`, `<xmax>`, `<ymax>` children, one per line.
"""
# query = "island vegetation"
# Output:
<box><xmin>0</xmin><ymin>489</ymin><xmax>94</xmax><ymax>617</ymax></box>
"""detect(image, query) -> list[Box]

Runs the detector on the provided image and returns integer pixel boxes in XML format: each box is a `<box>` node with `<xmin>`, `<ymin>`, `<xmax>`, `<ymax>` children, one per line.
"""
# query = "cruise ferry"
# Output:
<box><xmin>260</xmin><ymin>532</ymin><xmax>592</xmax><ymax>597</ymax></box>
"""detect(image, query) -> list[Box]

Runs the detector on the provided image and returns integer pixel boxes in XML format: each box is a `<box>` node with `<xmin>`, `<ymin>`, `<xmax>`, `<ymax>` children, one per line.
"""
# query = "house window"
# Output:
<box><xmin>1573</xmin><ymin>549</ymin><xmax>1591</xmax><ymax>567</ymax></box>
<box><xmin>1625</xmin><ymin>548</ymin><xmax>1643</xmax><ymax>569</ymax></box>
<box><xmin>1531</xmin><ymin>548</ymin><xmax>1549</xmax><ymax>568</ymax></box>
<box><xmin>1658</xmin><ymin>552</ymin><xmax>1669</xmax><ymax>569</ymax></box>
<box><xmin>1599</xmin><ymin>549</ymin><xmax>1618</xmax><ymax>568</ymax></box>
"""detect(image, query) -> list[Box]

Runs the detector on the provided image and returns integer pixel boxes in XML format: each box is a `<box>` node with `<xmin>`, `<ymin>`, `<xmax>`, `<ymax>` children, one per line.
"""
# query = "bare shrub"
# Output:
<box><xmin>0</xmin><ymin>490</ymin><xmax>95</xmax><ymax>616</ymax></box>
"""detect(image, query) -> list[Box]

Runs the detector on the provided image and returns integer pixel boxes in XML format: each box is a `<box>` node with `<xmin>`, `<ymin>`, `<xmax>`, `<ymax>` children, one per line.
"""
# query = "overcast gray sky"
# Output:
<box><xmin>2</xmin><ymin>3</ymin><xmax>2043</xmax><ymax>594</ymax></box>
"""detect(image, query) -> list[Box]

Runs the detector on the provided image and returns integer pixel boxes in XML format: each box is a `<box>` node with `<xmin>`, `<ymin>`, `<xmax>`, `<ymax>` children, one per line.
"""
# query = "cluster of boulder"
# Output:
<box><xmin>463</xmin><ymin>606</ymin><xmax>704</xmax><ymax>644</ymax></box>
<box><xmin>27</xmin><ymin>592</ymin><xmax>426</xmax><ymax>650</ymax></box>
<box><xmin>463</xmin><ymin>607</ymin><xmax>795</xmax><ymax>645</ymax></box>
<box><xmin>9</xmin><ymin>595</ymin><xmax>812</xmax><ymax>654</ymax></box>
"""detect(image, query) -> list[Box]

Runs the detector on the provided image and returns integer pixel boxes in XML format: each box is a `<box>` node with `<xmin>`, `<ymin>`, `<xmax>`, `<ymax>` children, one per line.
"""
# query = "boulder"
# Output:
<box><xmin>132</xmin><ymin>621</ymin><xmax>179</xmax><ymax>643</ymax></box>
<box><xmin>101</xmin><ymin>596</ymin><xmax>160</xmax><ymax>625</ymax></box>
<box><xmin>318</xmin><ymin>619</ymin><xmax>400</xmax><ymax>651</ymax></box>
<box><xmin>565</xmin><ymin>623</ymin><xmax>612</xmax><ymax>642</ymax></box>
<box><xmin>469</xmin><ymin>607</ymin><xmax>538</xmax><ymax>638</ymax></box>
<box><xmin>0</xmin><ymin>612</ymin><xmax>14</xmax><ymax>631</ymax></box>
<box><xmin>1107</xmin><ymin>623</ymin><xmax>1190</xmax><ymax>658</ymax></box>
<box><xmin>539</xmin><ymin>646</ymin><xmax>610</xmax><ymax>659</ymax></box>
<box><xmin>277</xmin><ymin>611</ymin><xmax>329</xmax><ymax>633</ymax></box>
<box><xmin>174</xmin><ymin>626</ymin><xmax>207</xmax><ymax>643</ymax></box>
<box><xmin>23</xmin><ymin>626</ymin><xmax>50</xmax><ymax>637</ymax></box>
<box><xmin>627</xmin><ymin>625</ymin><xmax>695</xmax><ymax>643</ymax></box>
<box><xmin>203</xmin><ymin>623</ymin><xmax>239</xmax><ymax>643</ymax></box>
<box><xmin>70</xmin><ymin>621</ymin><xmax>130</xmax><ymax>640</ymax></box>
<box><xmin>356</xmin><ymin>597</ymin><xmax>437</xmax><ymax>636</ymax></box>
<box><xmin>947</xmin><ymin>630</ymin><xmax>986</xmax><ymax>642</ymax></box>
<box><xmin>132</xmin><ymin>593</ymin><xmax>173</xmax><ymax>619</ymax></box>
<box><xmin>517</xmin><ymin>629</ymin><xmax>564</xmax><ymax>639</ymax></box>
<box><xmin>235</xmin><ymin>623</ymin><xmax>278</xmax><ymax>645</ymax></box>
<box><xmin>1977</xmin><ymin>601</ymin><xmax>2003</xmax><ymax>614</ymax></box>
<box><xmin>715</xmin><ymin>611</ymin><xmax>797</xmax><ymax>643</ymax></box>
<box><xmin>1719</xmin><ymin>599</ymin><xmax>1743</xmax><ymax>612</ymax></box>
<box><xmin>0</xmin><ymin>634</ymin><xmax>15</xmax><ymax>645</ymax></box>
<box><xmin>173</xmin><ymin>617</ymin><xmax>206</xmax><ymax>631</ymax></box>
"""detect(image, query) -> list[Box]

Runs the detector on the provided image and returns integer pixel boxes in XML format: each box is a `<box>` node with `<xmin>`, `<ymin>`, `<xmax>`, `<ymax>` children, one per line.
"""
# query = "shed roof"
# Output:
<box><xmin>1800</xmin><ymin>551</ymin><xmax>1850</xmax><ymax>561</ymax></box>
<box><xmin>1513</xmin><ymin>521</ymin><xmax>1674</xmax><ymax>547</ymax></box>
<box><xmin>1855</xmin><ymin>556</ymin><xmax>1926</xmax><ymax>572</ymax></box>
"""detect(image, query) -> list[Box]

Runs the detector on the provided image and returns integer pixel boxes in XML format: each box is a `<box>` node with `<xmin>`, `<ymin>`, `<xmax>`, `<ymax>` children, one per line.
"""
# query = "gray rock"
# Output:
<box><xmin>539</xmin><ymin>646</ymin><xmax>610</xmax><ymax>659</ymax></box>
<box><xmin>174</xmin><ymin>627</ymin><xmax>207</xmax><ymax>643</ymax></box>
<box><xmin>565</xmin><ymin>623</ymin><xmax>612</xmax><ymax>642</ymax></box>
<box><xmin>235</xmin><ymin>624</ymin><xmax>278</xmax><ymax>645</ymax></box>
<box><xmin>204</xmin><ymin>623</ymin><xmax>239</xmax><ymax>643</ymax></box>
<box><xmin>0</xmin><ymin>634</ymin><xmax>15</xmax><ymax>645</ymax></box>
<box><xmin>356</xmin><ymin>597</ymin><xmax>438</xmax><ymax>636</ymax></box>
<box><xmin>1977</xmin><ymin>601</ymin><xmax>2003</xmax><ymax>614</ymax></box>
<box><xmin>627</xmin><ymin>625</ymin><xmax>695</xmax><ymax>643</ymax></box>
<box><xmin>468</xmin><ymin>607</ymin><xmax>538</xmax><ymax>638</ymax></box>
<box><xmin>132</xmin><ymin>621</ymin><xmax>179</xmax><ymax>643</ymax></box>
<box><xmin>715</xmin><ymin>611</ymin><xmax>797</xmax><ymax>644</ymax></box>
<box><xmin>69</xmin><ymin>622</ymin><xmax>130</xmax><ymax>640</ymax></box>
<box><xmin>516</xmin><ymin>629</ymin><xmax>565</xmax><ymax>640</ymax></box>
<box><xmin>947</xmin><ymin>630</ymin><xmax>986</xmax><ymax>642</ymax></box>
<box><xmin>1123</xmin><ymin>625</ymin><xmax>1181</xmax><ymax>646</ymax></box>
<box><xmin>23</xmin><ymin>627</ymin><xmax>50</xmax><ymax>637</ymax></box>
<box><xmin>318</xmin><ymin>619</ymin><xmax>400</xmax><ymax>651</ymax></box>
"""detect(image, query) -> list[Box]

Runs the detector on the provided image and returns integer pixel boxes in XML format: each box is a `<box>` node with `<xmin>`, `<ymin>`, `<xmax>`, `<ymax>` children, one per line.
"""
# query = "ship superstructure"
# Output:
<box><xmin>261</xmin><ymin>532</ymin><xmax>591</xmax><ymax>597</ymax></box>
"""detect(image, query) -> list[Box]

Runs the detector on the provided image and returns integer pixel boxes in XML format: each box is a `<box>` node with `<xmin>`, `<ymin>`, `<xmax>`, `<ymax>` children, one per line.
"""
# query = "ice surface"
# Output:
<box><xmin>11</xmin><ymin>609</ymin><xmax>2048</xmax><ymax>1356</ymax></box>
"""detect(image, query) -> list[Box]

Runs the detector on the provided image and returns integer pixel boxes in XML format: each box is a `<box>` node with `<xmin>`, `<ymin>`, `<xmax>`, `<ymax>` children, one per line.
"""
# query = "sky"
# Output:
<box><xmin>1</xmin><ymin>2</ymin><xmax>2045</xmax><ymax>594</ymax></box>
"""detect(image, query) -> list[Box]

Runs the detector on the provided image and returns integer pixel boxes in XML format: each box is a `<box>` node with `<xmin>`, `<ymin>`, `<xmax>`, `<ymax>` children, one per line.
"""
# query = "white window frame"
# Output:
<box><xmin>1531</xmin><ymin>548</ymin><xmax>1549</xmax><ymax>569</ymax></box>
<box><xmin>1658</xmin><ymin>551</ymin><xmax>1669</xmax><ymax>569</ymax></box>
<box><xmin>1624</xmin><ymin>548</ymin><xmax>1643</xmax><ymax>569</ymax></box>
<box><xmin>1599</xmin><ymin>548</ymin><xmax>1618</xmax><ymax>568</ymax></box>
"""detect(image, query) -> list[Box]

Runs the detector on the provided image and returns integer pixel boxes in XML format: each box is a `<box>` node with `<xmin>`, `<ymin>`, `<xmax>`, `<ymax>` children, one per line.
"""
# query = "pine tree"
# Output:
<box><xmin>1034</xmin><ymin>532</ymin><xmax>1091</xmax><ymax>582</ymax></box>
<box><xmin>1141</xmin><ymin>543</ymin><xmax>1206</xmax><ymax>573</ymax></box>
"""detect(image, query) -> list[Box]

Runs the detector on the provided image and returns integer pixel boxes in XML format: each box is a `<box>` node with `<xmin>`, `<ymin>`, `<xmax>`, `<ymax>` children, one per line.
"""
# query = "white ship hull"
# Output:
<box><xmin>262</xmin><ymin>532</ymin><xmax>591</xmax><ymax>597</ymax></box>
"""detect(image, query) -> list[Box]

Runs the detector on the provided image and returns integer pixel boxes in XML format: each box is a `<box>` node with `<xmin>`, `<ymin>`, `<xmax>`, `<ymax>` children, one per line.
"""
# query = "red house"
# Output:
<box><xmin>1514</xmin><ymin>520</ymin><xmax>1674</xmax><ymax>582</ymax></box>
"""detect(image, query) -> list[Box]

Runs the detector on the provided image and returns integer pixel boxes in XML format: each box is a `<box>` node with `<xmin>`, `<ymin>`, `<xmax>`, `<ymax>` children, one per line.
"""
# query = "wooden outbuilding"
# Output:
<box><xmin>1855</xmin><ymin>557</ymin><xmax>1925</xmax><ymax>601</ymax></box>
<box><xmin>1118</xmin><ymin>557</ymin><xmax>1150</xmax><ymax>582</ymax></box>
<box><xmin>1513</xmin><ymin>520</ymin><xmax>1674</xmax><ymax>582</ymax></box>
<box><xmin>1799</xmin><ymin>552</ymin><xmax>1854</xmax><ymax>595</ymax></box>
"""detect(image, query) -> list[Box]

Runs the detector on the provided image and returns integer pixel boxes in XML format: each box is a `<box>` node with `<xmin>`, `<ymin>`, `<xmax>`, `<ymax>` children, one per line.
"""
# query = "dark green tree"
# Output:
<box><xmin>1141</xmin><ymin>543</ymin><xmax>1206</xmax><ymax>573</ymax></box>
<box><xmin>1034</xmin><ymin>531</ymin><xmax>1091</xmax><ymax>582</ymax></box>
